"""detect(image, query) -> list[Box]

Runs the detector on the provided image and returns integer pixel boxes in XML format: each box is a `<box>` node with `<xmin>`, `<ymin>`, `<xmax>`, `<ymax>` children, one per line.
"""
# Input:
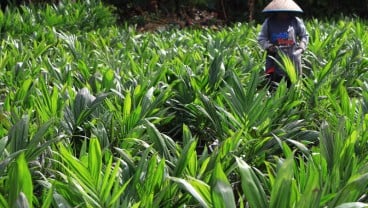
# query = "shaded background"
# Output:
<box><xmin>1</xmin><ymin>0</ymin><xmax>368</xmax><ymax>25</ymax></box>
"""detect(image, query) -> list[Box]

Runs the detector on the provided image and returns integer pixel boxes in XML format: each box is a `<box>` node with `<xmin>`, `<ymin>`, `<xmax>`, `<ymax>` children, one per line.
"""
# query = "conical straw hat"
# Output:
<box><xmin>262</xmin><ymin>0</ymin><xmax>303</xmax><ymax>13</ymax></box>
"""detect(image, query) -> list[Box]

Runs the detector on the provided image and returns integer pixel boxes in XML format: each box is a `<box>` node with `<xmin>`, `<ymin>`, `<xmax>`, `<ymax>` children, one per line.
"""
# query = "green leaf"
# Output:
<box><xmin>108</xmin><ymin>177</ymin><xmax>131</xmax><ymax>207</ymax></box>
<box><xmin>100</xmin><ymin>156</ymin><xmax>114</xmax><ymax>202</ymax></box>
<box><xmin>0</xmin><ymin>150</ymin><xmax>24</xmax><ymax>175</ymax></box>
<box><xmin>269</xmin><ymin>156</ymin><xmax>295</xmax><ymax>208</ymax></box>
<box><xmin>145</xmin><ymin>120</ymin><xmax>177</xmax><ymax>161</ymax></box>
<box><xmin>123</xmin><ymin>91</ymin><xmax>132</xmax><ymax>119</ymax></box>
<box><xmin>0</xmin><ymin>193</ymin><xmax>8</xmax><ymax>208</ymax></box>
<box><xmin>73</xmin><ymin>87</ymin><xmax>95</xmax><ymax>124</ymax></box>
<box><xmin>52</xmin><ymin>192</ymin><xmax>73</xmax><ymax>208</ymax></box>
<box><xmin>8</xmin><ymin>115</ymin><xmax>29</xmax><ymax>153</ymax></box>
<box><xmin>25</xmin><ymin>119</ymin><xmax>55</xmax><ymax>160</ymax></box>
<box><xmin>211</xmin><ymin>162</ymin><xmax>236</xmax><ymax>208</ymax></box>
<box><xmin>173</xmin><ymin>129</ymin><xmax>197</xmax><ymax>177</ymax></box>
<box><xmin>88</xmin><ymin>138</ymin><xmax>102</xmax><ymax>187</ymax></box>
<box><xmin>139</xmin><ymin>154</ymin><xmax>165</xmax><ymax>207</ymax></box>
<box><xmin>14</xmin><ymin>78</ymin><xmax>33</xmax><ymax>104</ymax></box>
<box><xmin>57</xmin><ymin>143</ymin><xmax>95</xmax><ymax>193</ymax></box>
<box><xmin>208</xmin><ymin>53</ymin><xmax>225</xmax><ymax>91</ymax></box>
<box><xmin>319</xmin><ymin>121</ymin><xmax>336</xmax><ymax>172</ymax></box>
<box><xmin>182</xmin><ymin>125</ymin><xmax>198</xmax><ymax>176</ymax></box>
<box><xmin>8</xmin><ymin>153</ymin><xmax>33</xmax><ymax>208</ymax></box>
<box><xmin>332</xmin><ymin>173</ymin><xmax>368</xmax><ymax>206</ymax></box>
<box><xmin>295</xmin><ymin>157</ymin><xmax>321</xmax><ymax>208</ymax></box>
<box><xmin>236</xmin><ymin>157</ymin><xmax>268</xmax><ymax>208</ymax></box>
<box><xmin>277</xmin><ymin>52</ymin><xmax>297</xmax><ymax>84</ymax></box>
<box><xmin>286</xmin><ymin>139</ymin><xmax>310</xmax><ymax>156</ymax></box>
<box><xmin>169</xmin><ymin>176</ymin><xmax>211</xmax><ymax>208</ymax></box>
<box><xmin>102</xmin><ymin>69</ymin><xmax>115</xmax><ymax>90</ymax></box>
<box><xmin>41</xmin><ymin>186</ymin><xmax>54</xmax><ymax>208</ymax></box>
<box><xmin>72</xmin><ymin>88</ymin><xmax>110</xmax><ymax>127</ymax></box>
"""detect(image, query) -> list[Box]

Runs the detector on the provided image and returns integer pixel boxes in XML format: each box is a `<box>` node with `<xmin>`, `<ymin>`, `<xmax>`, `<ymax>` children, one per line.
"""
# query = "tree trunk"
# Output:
<box><xmin>248</xmin><ymin>0</ymin><xmax>255</xmax><ymax>21</ymax></box>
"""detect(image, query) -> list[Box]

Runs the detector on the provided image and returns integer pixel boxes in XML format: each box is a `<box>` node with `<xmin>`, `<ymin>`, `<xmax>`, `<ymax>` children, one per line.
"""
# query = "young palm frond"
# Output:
<box><xmin>1</xmin><ymin>2</ymin><xmax>368</xmax><ymax>207</ymax></box>
<box><xmin>51</xmin><ymin>138</ymin><xmax>130</xmax><ymax>208</ymax></box>
<box><xmin>275</xmin><ymin>52</ymin><xmax>298</xmax><ymax>84</ymax></box>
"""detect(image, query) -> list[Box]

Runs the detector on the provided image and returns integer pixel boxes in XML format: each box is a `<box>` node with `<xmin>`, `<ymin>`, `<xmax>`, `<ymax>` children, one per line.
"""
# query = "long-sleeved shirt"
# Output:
<box><xmin>257</xmin><ymin>16</ymin><xmax>309</xmax><ymax>75</ymax></box>
<box><xmin>257</xmin><ymin>16</ymin><xmax>309</xmax><ymax>50</ymax></box>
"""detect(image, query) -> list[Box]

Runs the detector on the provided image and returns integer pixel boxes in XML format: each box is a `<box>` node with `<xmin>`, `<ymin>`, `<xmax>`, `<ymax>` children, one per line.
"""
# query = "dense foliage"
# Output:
<box><xmin>0</xmin><ymin>0</ymin><xmax>368</xmax><ymax>207</ymax></box>
<box><xmin>1</xmin><ymin>0</ymin><xmax>368</xmax><ymax>22</ymax></box>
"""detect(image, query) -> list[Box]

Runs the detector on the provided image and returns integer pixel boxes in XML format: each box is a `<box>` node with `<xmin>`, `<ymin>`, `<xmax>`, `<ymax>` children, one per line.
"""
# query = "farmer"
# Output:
<box><xmin>257</xmin><ymin>0</ymin><xmax>309</xmax><ymax>88</ymax></box>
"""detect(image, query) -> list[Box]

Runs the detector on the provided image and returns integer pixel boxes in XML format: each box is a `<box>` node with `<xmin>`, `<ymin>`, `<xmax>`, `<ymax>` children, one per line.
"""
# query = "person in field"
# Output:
<box><xmin>257</xmin><ymin>0</ymin><xmax>309</xmax><ymax>89</ymax></box>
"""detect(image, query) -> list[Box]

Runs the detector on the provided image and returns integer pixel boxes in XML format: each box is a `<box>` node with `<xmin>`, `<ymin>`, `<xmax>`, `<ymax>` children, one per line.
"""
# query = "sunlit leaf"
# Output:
<box><xmin>211</xmin><ymin>162</ymin><xmax>236</xmax><ymax>208</ymax></box>
<box><xmin>8</xmin><ymin>153</ymin><xmax>33</xmax><ymax>208</ymax></box>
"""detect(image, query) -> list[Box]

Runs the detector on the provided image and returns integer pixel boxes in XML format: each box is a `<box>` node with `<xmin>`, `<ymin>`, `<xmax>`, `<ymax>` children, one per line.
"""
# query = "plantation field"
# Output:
<box><xmin>0</xmin><ymin>1</ymin><xmax>368</xmax><ymax>207</ymax></box>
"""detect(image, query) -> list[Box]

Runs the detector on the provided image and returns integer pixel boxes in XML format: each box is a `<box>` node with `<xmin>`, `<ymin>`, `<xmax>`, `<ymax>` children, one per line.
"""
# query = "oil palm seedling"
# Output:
<box><xmin>0</xmin><ymin>1</ymin><xmax>367</xmax><ymax>207</ymax></box>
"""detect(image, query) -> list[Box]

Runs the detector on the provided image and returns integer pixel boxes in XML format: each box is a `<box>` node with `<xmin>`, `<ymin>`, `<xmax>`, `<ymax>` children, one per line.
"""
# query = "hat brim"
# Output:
<box><xmin>262</xmin><ymin>9</ymin><xmax>303</xmax><ymax>13</ymax></box>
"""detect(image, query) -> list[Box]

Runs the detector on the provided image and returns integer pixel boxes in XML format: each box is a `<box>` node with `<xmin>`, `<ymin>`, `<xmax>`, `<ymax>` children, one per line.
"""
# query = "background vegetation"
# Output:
<box><xmin>1</xmin><ymin>0</ymin><xmax>368</xmax><ymax>23</ymax></box>
<box><xmin>0</xmin><ymin>0</ymin><xmax>368</xmax><ymax>207</ymax></box>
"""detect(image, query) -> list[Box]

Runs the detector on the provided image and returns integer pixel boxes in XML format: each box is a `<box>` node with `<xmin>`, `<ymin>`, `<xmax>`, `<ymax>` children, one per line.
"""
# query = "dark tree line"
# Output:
<box><xmin>1</xmin><ymin>0</ymin><xmax>368</xmax><ymax>23</ymax></box>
